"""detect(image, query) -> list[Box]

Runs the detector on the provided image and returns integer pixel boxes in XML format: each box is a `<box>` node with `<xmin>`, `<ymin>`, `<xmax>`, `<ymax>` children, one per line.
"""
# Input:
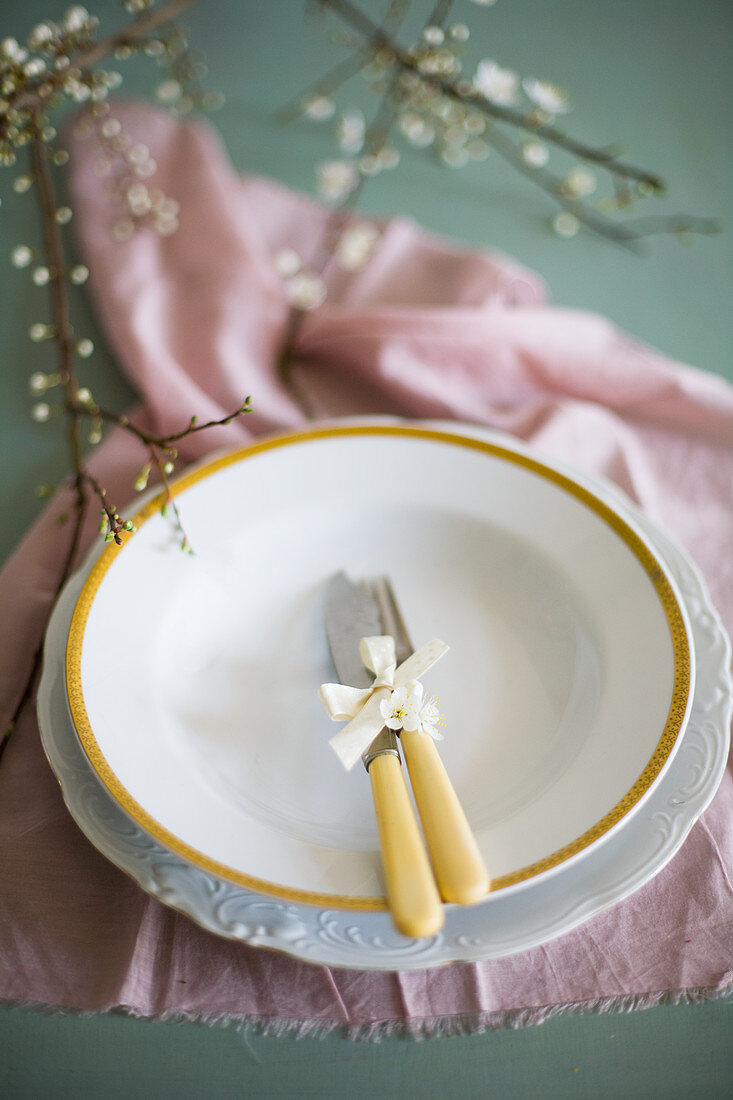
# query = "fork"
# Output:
<box><xmin>370</xmin><ymin>576</ymin><xmax>490</xmax><ymax>906</ymax></box>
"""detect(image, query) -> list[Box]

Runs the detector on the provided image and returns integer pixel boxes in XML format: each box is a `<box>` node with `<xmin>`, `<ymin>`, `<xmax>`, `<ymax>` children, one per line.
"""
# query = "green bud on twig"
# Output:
<box><xmin>134</xmin><ymin>461</ymin><xmax>152</xmax><ymax>492</ymax></box>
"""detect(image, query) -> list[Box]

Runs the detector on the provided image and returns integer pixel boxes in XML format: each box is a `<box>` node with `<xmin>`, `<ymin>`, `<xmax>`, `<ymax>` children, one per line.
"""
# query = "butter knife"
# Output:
<box><xmin>324</xmin><ymin>572</ymin><xmax>443</xmax><ymax>938</ymax></box>
<box><xmin>372</xmin><ymin>575</ymin><xmax>490</xmax><ymax>905</ymax></box>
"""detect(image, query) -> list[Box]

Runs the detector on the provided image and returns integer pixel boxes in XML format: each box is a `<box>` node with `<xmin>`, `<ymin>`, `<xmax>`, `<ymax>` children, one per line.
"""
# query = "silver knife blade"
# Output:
<box><xmin>324</xmin><ymin>571</ymin><xmax>383</xmax><ymax>688</ymax></box>
<box><xmin>323</xmin><ymin>571</ymin><xmax>399</xmax><ymax>767</ymax></box>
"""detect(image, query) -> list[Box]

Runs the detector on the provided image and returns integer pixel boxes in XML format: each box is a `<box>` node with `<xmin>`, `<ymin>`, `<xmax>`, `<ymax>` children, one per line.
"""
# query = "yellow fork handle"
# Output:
<box><xmin>400</xmin><ymin>729</ymin><xmax>490</xmax><ymax>905</ymax></box>
<box><xmin>368</xmin><ymin>752</ymin><xmax>444</xmax><ymax>938</ymax></box>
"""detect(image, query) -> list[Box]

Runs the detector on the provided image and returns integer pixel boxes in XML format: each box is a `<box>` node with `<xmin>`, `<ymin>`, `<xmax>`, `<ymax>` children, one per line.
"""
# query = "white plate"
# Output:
<box><xmin>39</xmin><ymin>424</ymin><xmax>731</xmax><ymax>969</ymax></box>
<box><xmin>64</xmin><ymin>423</ymin><xmax>694</xmax><ymax>908</ymax></box>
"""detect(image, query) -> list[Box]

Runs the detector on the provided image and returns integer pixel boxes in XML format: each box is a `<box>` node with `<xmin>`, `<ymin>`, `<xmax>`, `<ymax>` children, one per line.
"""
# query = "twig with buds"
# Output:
<box><xmin>0</xmin><ymin>1</ymin><xmax>255</xmax><ymax>766</ymax></box>
<box><xmin>291</xmin><ymin>0</ymin><xmax>718</xmax><ymax>245</ymax></box>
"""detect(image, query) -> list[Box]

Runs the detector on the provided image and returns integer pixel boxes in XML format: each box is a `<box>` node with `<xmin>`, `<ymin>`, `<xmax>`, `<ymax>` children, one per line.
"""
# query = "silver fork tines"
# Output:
<box><xmin>370</xmin><ymin>576</ymin><xmax>412</xmax><ymax>663</ymax></box>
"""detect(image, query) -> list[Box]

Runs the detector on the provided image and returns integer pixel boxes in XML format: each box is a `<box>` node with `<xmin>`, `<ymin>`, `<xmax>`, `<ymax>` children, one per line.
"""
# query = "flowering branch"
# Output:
<box><xmin>28</xmin><ymin>90</ymin><xmax>251</xmax><ymax>543</ymax></box>
<box><xmin>277</xmin><ymin>0</ymin><xmax>453</xmax><ymax>394</ymax></box>
<box><xmin>0</xmin><ymin>2</ymin><xmax>255</xmax><ymax>765</ymax></box>
<box><xmin>29</xmin><ymin>119</ymin><xmax>85</xmax><ymax>496</ymax></box>
<box><xmin>268</xmin><ymin>0</ymin><xmax>719</xmax><ymax>411</ymax></box>
<box><xmin>5</xmin><ymin>0</ymin><xmax>199</xmax><ymax>120</ymax></box>
<box><xmin>295</xmin><ymin>0</ymin><xmax>718</xmax><ymax>244</ymax></box>
<box><xmin>71</xmin><ymin>397</ymin><xmax>252</xmax><ymax>547</ymax></box>
<box><xmin>327</xmin><ymin>0</ymin><xmax>661</xmax><ymax>185</ymax></box>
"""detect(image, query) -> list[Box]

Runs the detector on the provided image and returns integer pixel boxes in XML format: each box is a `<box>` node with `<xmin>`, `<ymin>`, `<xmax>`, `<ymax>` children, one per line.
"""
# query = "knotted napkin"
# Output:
<box><xmin>0</xmin><ymin>102</ymin><xmax>731</xmax><ymax>1037</ymax></box>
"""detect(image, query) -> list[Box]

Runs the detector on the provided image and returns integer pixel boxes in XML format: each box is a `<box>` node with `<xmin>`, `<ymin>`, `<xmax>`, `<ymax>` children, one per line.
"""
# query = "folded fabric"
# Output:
<box><xmin>0</xmin><ymin>101</ymin><xmax>731</xmax><ymax>1036</ymax></box>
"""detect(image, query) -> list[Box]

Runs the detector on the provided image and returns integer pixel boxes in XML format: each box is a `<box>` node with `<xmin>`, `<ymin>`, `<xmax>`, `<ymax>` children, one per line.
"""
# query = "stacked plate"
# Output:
<box><xmin>39</xmin><ymin>421</ymin><xmax>732</xmax><ymax>970</ymax></box>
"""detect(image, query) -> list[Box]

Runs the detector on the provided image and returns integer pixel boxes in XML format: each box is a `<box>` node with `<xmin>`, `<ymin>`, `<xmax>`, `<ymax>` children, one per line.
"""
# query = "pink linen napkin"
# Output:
<box><xmin>0</xmin><ymin>101</ymin><xmax>731</xmax><ymax>1037</ymax></box>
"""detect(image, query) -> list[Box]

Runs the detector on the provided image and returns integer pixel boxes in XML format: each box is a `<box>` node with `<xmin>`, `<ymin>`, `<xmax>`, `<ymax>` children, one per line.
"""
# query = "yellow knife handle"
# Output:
<box><xmin>400</xmin><ymin>729</ymin><xmax>490</xmax><ymax>905</ymax></box>
<box><xmin>368</xmin><ymin>752</ymin><xmax>444</xmax><ymax>938</ymax></box>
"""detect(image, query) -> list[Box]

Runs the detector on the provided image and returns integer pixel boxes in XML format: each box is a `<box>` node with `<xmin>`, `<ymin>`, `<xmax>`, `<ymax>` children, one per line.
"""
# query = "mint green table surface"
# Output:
<box><xmin>1</xmin><ymin>1</ymin><xmax>731</xmax><ymax>1096</ymax></box>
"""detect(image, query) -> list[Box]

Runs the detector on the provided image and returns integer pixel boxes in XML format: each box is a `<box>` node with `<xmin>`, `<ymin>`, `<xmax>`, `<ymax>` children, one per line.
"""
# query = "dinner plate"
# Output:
<box><xmin>39</xmin><ymin>423</ymin><xmax>731</xmax><ymax>969</ymax></box>
<box><xmin>64</xmin><ymin>423</ymin><xmax>693</xmax><ymax>908</ymax></box>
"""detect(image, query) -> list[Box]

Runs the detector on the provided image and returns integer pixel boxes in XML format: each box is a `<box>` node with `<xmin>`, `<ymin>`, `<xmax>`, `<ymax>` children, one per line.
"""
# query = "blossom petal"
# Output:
<box><xmin>405</xmin><ymin>679</ymin><xmax>424</xmax><ymax>708</ymax></box>
<box><xmin>379</xmin><ymin>697</ymin><xmax>394</xmax><ymax>722</ymax></box>
<box><xmin>384</xmin><ymin>713</ymin><xmax>405</xmax><ymax>729</ymax></box>
<box><xmin>522</xmin><ymin>77</ymin><xmax>570</xmax><ymax>115</ymax></box>
<box><xmin>420</xmin><ymin>701</ymin><xmax>441</xmax><ymax>726</ymax></box>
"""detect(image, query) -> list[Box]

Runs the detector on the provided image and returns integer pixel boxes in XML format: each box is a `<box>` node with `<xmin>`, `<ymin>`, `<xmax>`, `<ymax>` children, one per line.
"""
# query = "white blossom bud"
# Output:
<box><xmin>65</xmin><ymin>7</ymin><xmax>90</xmax><ymax>33</ymax></box>
<box><xmin>156</xmin><ymin>79</ymin><xmax>181</xmax><ymax>104</ymax></box>
<box><xmin>29</xmin><ymin>372</ymin><xmax>48</xmax><ymax>393</ymax></box>
<box><xmin>23</xmin><ymin>58</ymin><xmax>46</xmax><ymax>78</ymax></box>
<box><xmin>273</xmin><ymin>248</ymin><xmax>300</xmax><ymax>277</ymax></box>
<box><xmin>11</xmin><ymin>245</ymin><xmax>33</xmax><ymax>267</ymax></box>
<box><xmin>303</xmin><ymin>94</ymin><xmax>335</xmax><ymax>121</ymax></box>
<box><xmin>284</xmin><ymin>271</ymin><xmax>327</xmax><ymax>311</ymax></box>
<box><xmin>553</xmin><ymin>211</ymin><xmax>580</xmax><ymax>238</ymax></box>
<box><xmin>27</xmin><ymin>23</ymin><xmax>55</xmax><ymax>52</ymax></box>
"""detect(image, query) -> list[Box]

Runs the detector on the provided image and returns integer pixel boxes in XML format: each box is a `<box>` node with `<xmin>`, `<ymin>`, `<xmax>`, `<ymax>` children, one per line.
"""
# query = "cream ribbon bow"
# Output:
<box><xmin>319</xmin><ymin>635</ymin><xmax>449</xmax><ymax>770</ymax></box>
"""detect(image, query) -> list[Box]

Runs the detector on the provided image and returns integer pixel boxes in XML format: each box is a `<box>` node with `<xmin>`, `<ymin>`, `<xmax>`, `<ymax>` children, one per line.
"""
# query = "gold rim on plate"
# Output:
<box><xmin>66</xmin><ymin>424</ymin><xmax>692</xmax><ymax>910</ymax></box>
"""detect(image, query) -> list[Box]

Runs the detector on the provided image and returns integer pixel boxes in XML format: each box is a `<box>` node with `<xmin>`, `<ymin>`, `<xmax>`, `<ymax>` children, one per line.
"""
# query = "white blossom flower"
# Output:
<box><xmin>522</xmin><ymin>78</ymin><xmax>570</xmax><ymax>115</ymax></box>
<box><xmin>441</xmin><ymin>144</ymin><xmax>469</xmax><ymax>169</ymax></box>
<box><xmin>415</xmin><ymin>693</ymin><xmax>445</xmax><ymax>740</ymax></box>
<box><xmin>156</xmin><ymin>79</ymin><xmax>181</xmax><ymax>104</ymax></box>
<box><xmin>553</xmin><ymin>211</ymin><xmax>580</xmax><ymax>238</ymax></box>
<box><xmin>377</xmin><ymin>145</ymin><xmax>400</xmax><ymax>170</ymax></box>
<box><xmin>283</xmin><ymin>271</ymin><xmax>327</xmax><ymax>310</ymax></box>
<box><xmin>303</xmin><ymin>94</ymin><xmax>335</xmax><ymax>121</ymax></box>
<box><xmin>316</xmin><ymin>159</ymin><xmax>359</xmax><ymax>202</ymax></box>
<box><xmin>23</xmin><ymin>58</ymin><xmax>46</xmax><ymax>78</ymax></box>
<box><xmin>562</xmin><ymin>166</ymin><xmax>597</xmax><ymax>197</ymax></box>
<box><xmin>1</xmin><ymin>38</ymin><xmax>28</xmax><ymax>64</ymax></box>
<box><xmin>399</xmin><ymin>111</ymin><xmax>436</xmax><ymax>148</ymax></box>
<box><xmin>27</xmin><ymin>23</ymin><xmax>55</xmax><ymax>52</ymax></box>
<box><xmin>336</xmin><ymin>223</ymin><xmax>379</xmax><ymax>271</ymax></box>
<box><xmin>473</xmin><ymin>60</ymin><xmax>519</xmax><ymax>106</ymax></box>
<box><xmin>380</xmin><ymin>686</ymin><xmax>419</xmax><ymax>731</ymax></box>
<box><xmin>65</xmin><ymin>79</ymin><xmax>90</xmax><ymax>103</ymax></box>
<box><xmin>521</xmin><ymin>141</ymin><xmax>549</xmax><ymax>168</ymax></box>
<box><xmin>337</xmin><ymin>109</ymin><xmax>365</xmax><ymax>155</ymax></box>
<box><xmin>29</xmin><ymin>372</ymin><xmax>48</xmax><ymax>393</ymax></box>
<box><xmin>358</xmin><ymin>154</ymin><xmax>381</xmax><ymax>176</ymax></box>
<box><xmin>65</xmin><ymin>6</ymin><xmax>90</xmax><ymax>33</ymax></box>
<box><xmin>273</xmin><ymin>247</ymin><xmax>300</xmax><ymax>277</ymax></box>
<box><xmin>380</xmin><ymin>682</ymin><xmax>445</xmax><ymax>739</ymax></box>
<box><xmin>406</xmin><ymin>681</ymin><xmax>445</xmax><ymax>739</ymax></box>
<box><xmin>450</xmin><ymin>23</ymin><xmax>470</xmax><ymax>42</ymax></box>
<box><xmin>11</xmin><ymin>245</ymin><xmax>33</xmax><ymax>268</ymax></box>
<box><xmin>423</xmin><ymin>25</ymin><xmax>445</xmax><ymax>46</ymax></box>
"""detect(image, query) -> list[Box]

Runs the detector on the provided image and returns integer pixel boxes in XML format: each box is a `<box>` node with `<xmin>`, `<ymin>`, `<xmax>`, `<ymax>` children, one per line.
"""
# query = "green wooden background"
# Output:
<box><xmin>1</xmin><ymin>1</ymin><xmax>731</xmax><ymax>1096</ymax></box>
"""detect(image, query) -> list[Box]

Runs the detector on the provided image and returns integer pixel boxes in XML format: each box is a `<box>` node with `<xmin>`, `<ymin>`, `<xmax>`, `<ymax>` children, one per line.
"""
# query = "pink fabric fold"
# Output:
<box><xmin>0</xmin><ymin>101</ymin><xmax>731</xmax><ymax>1034</ymax></box>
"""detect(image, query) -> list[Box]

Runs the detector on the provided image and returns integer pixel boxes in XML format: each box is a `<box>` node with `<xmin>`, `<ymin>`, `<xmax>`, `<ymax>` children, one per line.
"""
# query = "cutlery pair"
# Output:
<box><xmin>324</xmin><ymin>572</ymin><xmax>489</xmax><ymax>938</ymax></box>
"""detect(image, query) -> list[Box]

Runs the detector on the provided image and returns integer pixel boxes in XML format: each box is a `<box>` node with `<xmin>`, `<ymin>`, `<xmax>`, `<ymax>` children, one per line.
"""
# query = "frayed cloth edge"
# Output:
<box><xmin>2</xmin><ymin>973</ymin><xmax>732</xmax><ymax>1042</ymax></box>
